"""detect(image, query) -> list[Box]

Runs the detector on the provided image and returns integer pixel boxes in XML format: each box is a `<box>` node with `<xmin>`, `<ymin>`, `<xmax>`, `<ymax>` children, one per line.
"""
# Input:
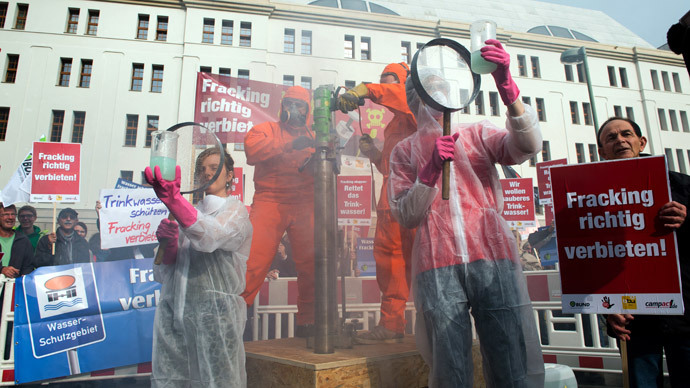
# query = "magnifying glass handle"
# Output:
<box><xmin>442</xmin><ymin>111</ymin><xmax>451</xmax><ymax>200</ymax></box>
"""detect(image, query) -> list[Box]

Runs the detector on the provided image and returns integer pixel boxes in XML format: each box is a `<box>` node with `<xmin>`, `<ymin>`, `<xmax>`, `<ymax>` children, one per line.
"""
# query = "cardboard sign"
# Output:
<box><xmin>30</xmin><ymin>142</ymin><xmax>81</xmax><ymax>202</ymax></box>
<box><xmin>536</xmin><ymin>158</ymin><xmax>567</xmax><ymax>205</ymax></box>
<box><xmin>551</xmin><ymin>156</ymin><xmax>683</xmax><ymax>315</ymax></box>
<box><xmin>98</xmin><ymin>189</ymin><xmax>168</xmax><ymax>249</ymax></box>
<box><xmin>337</xmin><ymin>176</ymin><xmax>372</xmax><ymax>225</ymax></box>
<box><xmin>500</xmin><ymin>178</ymin><xmax>536</xmax><ymax>227</ymax></box>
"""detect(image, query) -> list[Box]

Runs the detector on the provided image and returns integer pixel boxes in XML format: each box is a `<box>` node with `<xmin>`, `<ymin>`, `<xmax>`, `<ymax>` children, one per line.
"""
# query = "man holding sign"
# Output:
<box><xmin>598</xmin><ymin>117</ymin><xmax>690</xmax><ymax>387</ymax></box>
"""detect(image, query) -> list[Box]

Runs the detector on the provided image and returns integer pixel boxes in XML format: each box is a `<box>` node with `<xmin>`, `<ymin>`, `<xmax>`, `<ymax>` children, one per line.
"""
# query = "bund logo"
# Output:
<box><xmin>622</xmin><ymin>296</ymin><xmax>637</xmax><ymax>309</ymax></box>
<box><xmin>601</xmin><ymin>296</ymin><xmax>615</xmax><ymax>309</ymax></box>
<box><xmin>569</xmin><ymin>301</ymin><xmax>590</xmax><ymax>308</ymax></box>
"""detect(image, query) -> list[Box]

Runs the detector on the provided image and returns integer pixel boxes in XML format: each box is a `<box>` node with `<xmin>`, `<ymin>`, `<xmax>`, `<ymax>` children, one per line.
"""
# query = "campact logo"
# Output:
<box><xmin>645</xmin><ymin>300</ymin><xmax>678</xmax><ymax>309</ymax></box>
<box><xmin>569</xmin><ymin>301</ymin><xmax>590</xmax><ymax>307</ymax></box>
<box><xmin>622</xmin><ymin>296</ymin><xmax>637</xmax><ymax>309</ymax></box>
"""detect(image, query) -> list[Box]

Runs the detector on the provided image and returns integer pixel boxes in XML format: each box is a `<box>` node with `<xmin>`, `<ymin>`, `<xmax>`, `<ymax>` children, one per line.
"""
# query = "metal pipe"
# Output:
<box><xmin>581</xmin><ymin>48</ymin><xmax>599</xmax><ymax>138</ymax></box>
<box><xmin>314</xmin><ymin>143</ymin><xmax>334</xmax><ymax>354</ymax></box>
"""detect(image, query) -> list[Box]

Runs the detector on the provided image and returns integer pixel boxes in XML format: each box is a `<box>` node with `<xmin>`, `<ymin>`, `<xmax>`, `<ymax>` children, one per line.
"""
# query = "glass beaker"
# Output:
<box><xmin>150</xmin><ymin>130</ymin><xmax>179</xmax><ymax>181</ymax></box>
<box><xmin>470</xmin><ymin>20</ymin><xmax>498</xmax><ymax>74</ymax></box>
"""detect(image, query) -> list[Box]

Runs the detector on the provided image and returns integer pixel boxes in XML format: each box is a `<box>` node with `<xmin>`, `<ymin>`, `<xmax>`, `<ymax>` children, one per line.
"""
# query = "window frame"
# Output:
<box><xmin>569</xmin><ymin>101</ymin><xmax>580</xmax><ymax>124</ymax></box>
<box><xmin>301</xmin><ymin>30</ymin><xmax>312</xmax><ymax>55</ymax></box>
<box><xmin>151</xmin><ymin>65</ymin><xmax>164</xmax><ymax>93</ymax></box>
<box><xmin>50</xmin><ymin>110</ymin><xmax>65</xmax><ymax>142</ymax></box>
<box><xmin>58</xmin><ymin>58</ymin><xmax>72</xmax><ymax>87</ymax></box>
<box><xmin>4</xmin><ymin>54</ymin><xmax>18</xmax><ymax>83</ymax></box>
<box><xmin>202</xmin><ymin>18</ymin><xmax>214</xmax><ymax>44</ymax></box>
<box><xmin>66</xmin><ymin>8</ymin><xmax>79</xmax><ymax>34</ymax></box>
<box><xmin>0</xmin><ymin>107</ymin><xmax>9</xmax><ymax>141</ymax></box>
<box><xmin>131</xmin><ymin>63</ymin><xmax>144</xmax><ymax>91</ymax></box>
<box><xmin>535</xmin><ymin>98</ymin><xmax>546</xmax><ymax>122</ymax></box>
<box><xmin>145</xmin><ymin>115</ymin><xmax>159</xmax><ymax>148</ymax></box>
<box><xmin>14</xmin><ymin>3</ymin><xmax>28</xmax><ymax>30</ymax></box>
<box><xmin>156</xmin><ymin>16</ymin><xmax>168</xmax><ymax>41</ymax></box>
<box><xmin>517</xmin><ymin>55</ymin><xmax>527</xmax><ymax>77</ymax></box>
<box><xmin>221</xmin><ymin>19</ymin><xmax>233</xmax><ymax>45</ymax></box>
<box><xmin>136</xmin><ymin>14</ymin><xmax>149</xmax><ymax>39</ymax></box>
<box><xmin>71</xmin><ymin>111</ymin><xmax>86</xmax><ymax>143</ymax></box>
<box><xmin>344</xmin><ymin>35</ymin><xmax>355</xmax><ymax>59</ymax></box>
<box><xmin>79</xmin><ymin>59</ymin><xmax>92</xmax><ymax>88</ymax></box>
<box><xmin>530</xmin><ymin>56</ymin><xmax>540</xmax><ymax>78</ymax></box>
<box><xmin>86</xmin><ymin>9</ymin><xmax>99</xmax><ymax>35</ymax></box>
<box><xmin>607</xmin><ymin>66</ymin><xmax>617</xmax><ymax>87</ymax></box>
<box><xmin>284</xmin><ymin>28</ymin><xmax>295</xmax><ymax>53</ymax></box>
<box><xmin>239</xmin><ymin>21</ymin><xmax>251</xmax><ymax>47</ymax></box>
<box><xmin>360</xmin><ymin>36</ymin><xmax>371</xmax><ymax>61</ymax></box>
<box><xmin>124</xmin><ymin>114</ymin><xmax>138</xmax><ymax>147</ymax></box>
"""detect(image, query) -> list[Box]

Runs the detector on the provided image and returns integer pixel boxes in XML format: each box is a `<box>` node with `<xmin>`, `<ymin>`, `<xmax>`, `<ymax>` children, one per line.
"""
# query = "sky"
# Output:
<box><xmin>538</xmin><ymin>0</ymin><xmax>689</xmax><ymax>48</ymax></box>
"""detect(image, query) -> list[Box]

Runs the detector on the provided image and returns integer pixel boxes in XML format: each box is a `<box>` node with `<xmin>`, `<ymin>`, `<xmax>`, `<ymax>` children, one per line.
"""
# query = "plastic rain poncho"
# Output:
<box><xmin>387</xmin><ymin>77</ymin><xmax>544</xmax><ymax>387</ymax></box>
<box><xmin>151</xmin><ymin>195</ymin><xmax>252</xmax><ymax>388</ymax></box>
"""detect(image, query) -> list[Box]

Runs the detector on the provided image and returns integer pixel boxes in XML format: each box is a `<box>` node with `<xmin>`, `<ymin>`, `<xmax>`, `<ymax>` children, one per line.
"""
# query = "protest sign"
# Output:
<box><xmin>115</xmin><ymin>178</ymin><xmax>145</xmax><ymax>189</ymax></box>
<box><xmin>30</xmin><ymin>142</ymin><xmax>81</xmax><ymax>202</ymax></box>
<box><xmin>99</xmin><ymin>188</ymin><xmax>168</xmax><ymax>249</ymax></box>
<box><xmin>337</xmin><ymin>176</ymin><xmax>372</xmax><ymax>225</ymax></box>
<box><xmin>500</xmin><ymin>178</ymin><xmax>535</xmax><ymax>227</ymax></box>
<box><xmin>356</xmin><ymin>238</ymin><xmax>375</xmax><ymax>276</ymax></box>
<box><xmin>14</xmin><ymin>259</ymin><xmax>160</xmax><ymax>384</ymax></box>
<box><xmin>228</xmin><ymin>166</ymin><xmax>243</xmax><ymax>203</ymax></box>
<box><xmin>536</xmin><ymin>158</ymin><xmax>567</xmax><ymax>205</ymax></box>
<box><xmin>551</xmin><ymin>156</ymin><xmax>683</xmax><ymax>314</ymax></box>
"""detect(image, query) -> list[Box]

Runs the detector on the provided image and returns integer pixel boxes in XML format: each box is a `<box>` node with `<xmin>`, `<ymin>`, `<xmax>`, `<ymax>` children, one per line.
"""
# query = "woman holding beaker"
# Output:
<box><xmin>145</xmin><ymin>147</ymin><xmax>252</xmax><ymax>388</ymax></box>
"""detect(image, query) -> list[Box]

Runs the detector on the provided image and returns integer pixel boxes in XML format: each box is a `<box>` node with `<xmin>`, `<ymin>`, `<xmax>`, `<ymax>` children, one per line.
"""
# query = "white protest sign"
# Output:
<box><xmin>98</xmin><ymin>189</ymin><xmax>168</xmax><ymax>249</ymax></box>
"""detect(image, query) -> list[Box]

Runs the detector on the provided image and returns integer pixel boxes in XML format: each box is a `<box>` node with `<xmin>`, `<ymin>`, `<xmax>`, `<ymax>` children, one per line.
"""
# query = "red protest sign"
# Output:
<box><xmin>337</xmin><ymin>176</ymin><xmax>372</xmax><ymax>225</ymax></box>
<box><xmin>551</xmin><ymin>156</ymin><xmax>682</xmax><ymax>315</ymax></box>
<box><xmin>30</xmin><ymin>142</ymin><xmax>81</xmax><ymax>202</ymax></box>
<box><xmin>536</xmin><ymin>158</ymin><xmax>567</xmax><ymax>205</ymax></box>
<box><xmin>500</xmin><ymin>178</ymin><xmax>535</xmax><ymax>227</ymax></box>
<box><xmin>228</xmin><ymin>167</ymin><xmax>243</xmax><ymax>203</ymax></box>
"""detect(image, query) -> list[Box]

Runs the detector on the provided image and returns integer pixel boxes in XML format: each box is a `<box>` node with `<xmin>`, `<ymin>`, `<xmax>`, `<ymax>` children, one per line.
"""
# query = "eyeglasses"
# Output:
<box><xmin>59</xmin><ymin>214</ymin><xmax>77</xmax><ymax>220</ymax></box>
<box><xmin>18</xmin><ymin>214</ymin><xmax>35</xmax><ymax>220</ymax></box>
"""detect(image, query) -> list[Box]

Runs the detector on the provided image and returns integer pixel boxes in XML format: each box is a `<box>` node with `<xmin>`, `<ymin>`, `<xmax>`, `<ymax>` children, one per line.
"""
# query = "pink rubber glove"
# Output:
<box><xmin>481</xmin><ymin>39</ymin><xmax>520</xmax><ymax>106</ymax></box>
<box><xmin>155</xmin><ymin>218</ymin><xmax>179</xmax><ymax>265</ymax></box>
<box><xmin>419</xmin><ymin>133</ymin><xmax>459</xmax><ymax>187</ymax></box>
<box><xmin>144</xmin><ymin>165</ymin><xmax>198</xmax><ymax>228</ymax></box>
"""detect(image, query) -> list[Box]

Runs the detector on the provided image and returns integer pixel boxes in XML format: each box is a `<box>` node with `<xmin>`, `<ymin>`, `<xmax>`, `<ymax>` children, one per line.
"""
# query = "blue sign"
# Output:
<box><xmin>357</xmin><ymin>238</ymin><xmax>375</xmax><ymax>276</ymax></box>
<box><xmin>115</xmin><ymin>178</ymin><xmax>145</xmax><ymax>189</ymax></box>
<box><xmin>14</xmin><ymin>258</ymin><xmax>160</xmax><ymax>384</ymax></box>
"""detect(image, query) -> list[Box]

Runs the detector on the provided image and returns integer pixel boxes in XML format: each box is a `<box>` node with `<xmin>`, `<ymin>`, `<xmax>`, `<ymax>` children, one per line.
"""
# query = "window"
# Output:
<box><xmin>569</xmin><ymin>101</ymin><xmax>580</xmax><ymax>124</ymax></box>
<box><xmin>58</xmin><ymin>58</ymin><xmax>72</xmax><ymax>87</ymax></box>
<box><xmin>521</xmin><ymin>96</ymin><xmax>531</xmax><ymax>106</ymax></box>
<box><xmin>669</xmin><ymin>109</ymin><xmax>679</xmax><ymax>131</ymax></box>
<box><xmin>202</xmin><ymin>18</ymin><xmax>214</xmax><ymax>43</ymax></box>
<box><xmin>474</xmin><ymin>91</ymin><xmax>484</xmax><ymax>115</ymax></box>
<box><xmin>120</xmin><ymin>170</ymin><xmax>134</xmax><ymax>182</ymax></box>
<box><xmin>401</xmin><ymin>41</ymin><xmax>411</xmax><ymax>63</ymax></box>
<box><xmin>536</xmin><ymin>98</ymin><xmax>546</xmax><ymax>121</ymax></box>
<box><xmin>530</xmin><ymin>56</ymin><xmax>540</xmax><ymax>78</ymax></box>
<box><xmin>284</xmin><ymin>28</ymin><xmax>295</xmax><ymax>53</ymax></box>
<box><xmin>145</xmin><ymin>115</ymin><xmax>158</xmax><ymax>147</ymax></box>
<box><xmin>219</xmin><ymin>67</ymin><xmax>231</xmax><ymax>77</ymax></box>
<box><xmin>529</xmin><ymin>155</ymin><xmax>536</xmax><ymax>167</ymax></box>
<box><xmin>564</xmin><ymin>64</ymin><xmax>573</xmax><ymax>82</ymax></box>
<box><xmin>71</xmin><ymin>111</ymin><xmax>85</xmax><ymax>143</ymax></box>
<box><xmin>301</xmin><ymin>30</ymin><xmax>312</xmax><ymax>55</ymax></box>
<box><xmin>673</xmin><ymin>72</ymin><xmax>682</xmax><ymax>93</ymax></box>
<box><xmin>489</xmin><ymin>92</ymin><xmax>499</xmax><ymax>116</ymax></box>
<box><xmin>661</xmin><ymin>71</ymin><xmax>671</xmax><ymax>91</ymax></box>
<box><xmin>50</xmin><ymin>110</ymin><xmax>65</xmax><ymax>142</ymax></box>
<box><xmin>238</xmin><ymin>69</ymin><xmax>249</xmax><ymax>80</ymax></box>
<box><xmin>344</xmin><ymin>35</ymin><xmax>354</xmax><ymax>59</ymax></box>
<box><xmin>4</xmin><ymin>54</ymin><xmax>18</xmax><ymax>83</ymax></box>
<box><xmin>301</xmin><ymin>76</ymin><xmax>312</xmax><ymax>90</ymax></box>
<box><xmin>0</xmin><ymin>107</ymin><xmax>8</xmax><ymax>141</ymax></box>
<box><xmin>650</xmin><ymin>70</ymin><xmax>660</xmax><ymax>90</ymax></box>
<box><xmin>0</xmin><ymin>3</ymin><xmax>7</xmax><ymax>28</ymax></box>
<box><xmin>239</xmin><ymin>21</ymin><xmax>251</xmax><ymax>47</ymax></box>
<box><xmin>576</xmin><ymin>63</ymin><xmax>585</xmax><ymax>83</ymax></box>
<box><xmin>677</xmin><ymin>149</ymin><xmax>687</xmax><ymax>174</ymax></box>
<box><xmin>125</xmin><ymin>114</ymin><xmax>138</xmax><ymax>146</ymax></box>
<box><xmin>156</xmin><ymin>16</ymin><xmax>167</xmax><ymax>41</ymax></box>
<box><xmin>575</xmin><ymin>143</ymin><xmax>585</xmax><ymax>163</ymax></box>
<box><xmin>613</xmin><ymin>105</ymin><xmax>622</xmax><ymax>117</ymax></box>
<box><xmin>86</xmin><ymin>10</ymin><xmax>98</xmax><ymax>35</ymax></box>
<box><xmin>607</xmin><ymin>66</ymin><xmax>617</xmax><ymax>87</ymax></box>
<box><xmin>626</xmin><ymin>106</ymin><xmax>635</xmax><ymax>121</ymax></box>
<box><xmin>681</xmin><ymin>111</ymin><xmax>689</xmax><ymax>133</ymax></box>
<box><xmin>151</xmin><ymin>65</ymin><xmax>163</xmax><ymax>92</ymax></box>
<box><xmin>199</xmin><ymin>66</ymin><xmax>212</xmax><ymax>74</ymax></box>
<box><xmin>459</xmin><ymin>89</ymin><xmax>470</xmax><ymax>114</ymax></box>
<box><xmin>283</xmin><ymin>75</ymin><xmax>294</xmax><ymax>86</ymax></box>
<box><xmin>361</xmin><ymin>37</ymin><xmax>371</xmax><ymax>60</ymax></box>
<box><xmin>517</xmin><ymin>55</ymin><xmax>526</xmax><ymax>76</ymax></box>
<box><xmin>66</xmin><ymin>8</ymin><xmax>79</xmax><ymax>34</ymax></box>
<box><xmin>665</xmin><ymin>148</ymin><xmax>676</xmax><ymax>172</ymax></box>
<box><xmin>658</xmin><ymin>108</ymin><xmax>668</xmax><ymax>131</ymax></box>
<box><xmin>137</xmin><ymin>14</ymin><xmax>149</xmax><ymax>39</ymax></box>
<box><xmin>221</xmin><ymin>20</ymin><xmax>233</xmax><ymax>45</ymax></box>
<box><xmin>541</xmin><ymin>140</ymin><xmax>551</xmax><ymax>161</ymax></box>
<box><xmin>131</xmin><ymin>63</ymin><xmax>143</xmax><ymax>91</ymax></box>
<box><xmin>79</xmin><ymin>59</ymin><xmax>92</xmax><ymax>88</ymax></box>
<box><xmin>345</xmin><ymin>80</ymin><xmax>356</xmax><ymax>89</ymax></box>
<box><xmin>15</xmin><ymin>4</ymin><xmax>28</xmax><ymax>30</ymax></box>
<box><xmin>588</xmin><ymin>144</ymin><xmax>598</xmax><ymax>162</ymax></box>
<box><xmin>582</xmin><ymin>102</ymin><xmax>592</xmax><ymax>125</ymax></box>
<box><xmin>619</xmin><ymin>67</ymin><xmax>628</xmax><ymax>88</ymax></box>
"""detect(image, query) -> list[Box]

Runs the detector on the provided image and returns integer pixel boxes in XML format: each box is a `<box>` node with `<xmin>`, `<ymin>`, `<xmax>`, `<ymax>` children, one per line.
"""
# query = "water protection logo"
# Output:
<box><xmin>34</xmin><ymin>268</ymin><xmax>88</xmax><ymax>319</ymax></box>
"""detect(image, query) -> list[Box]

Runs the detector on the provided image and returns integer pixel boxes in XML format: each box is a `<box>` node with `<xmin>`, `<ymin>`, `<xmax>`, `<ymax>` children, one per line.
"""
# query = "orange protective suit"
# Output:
<box><xmin>241</xmin><ymin>86</ymin><xmax>316</xmax><ymax>326</ymax></box>
<box><xmin>366</xmin><ymin>63</ymin><xmax>417</xmax><ymax>333</ymax></box>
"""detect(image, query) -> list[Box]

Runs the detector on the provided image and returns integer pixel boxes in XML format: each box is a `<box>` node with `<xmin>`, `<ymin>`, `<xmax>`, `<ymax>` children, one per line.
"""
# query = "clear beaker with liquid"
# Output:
<box><xmin>470</xmin><ymin>20</ymin><xmax>498</xmax><ymax>74</ymax></box>
<box><xmin>150</xmin><ymin>130</ymin><xmax>179</xmax><ymax>181</ymax></box>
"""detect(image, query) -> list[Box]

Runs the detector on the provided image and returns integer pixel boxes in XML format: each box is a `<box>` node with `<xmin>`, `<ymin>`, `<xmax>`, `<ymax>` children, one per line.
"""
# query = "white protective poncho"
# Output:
<box><xmin>152</xmin><ymin>195</ymin><xmax>252</xmax><ymax>388</ymax></box>
<box><xmin>388</xmin><ymin>77</ymin><xmax>544</xmax><ymax>387</ymax></box>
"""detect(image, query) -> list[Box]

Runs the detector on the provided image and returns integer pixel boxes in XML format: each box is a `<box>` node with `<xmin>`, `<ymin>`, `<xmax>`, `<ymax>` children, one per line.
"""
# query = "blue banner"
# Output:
<box><xmin>356</xmin><ymin>238</ymin><xmax>376</xmax><ymax>276</ymax></box>
<box><xmin>115</xmin><ymin>178</ymin><xmax>145</xmax><ymax>189</ymax></box>
<box><xmin>14</xmin><ymin>259</ymin><xmax>160</xmax><ymax>384</ymax></box>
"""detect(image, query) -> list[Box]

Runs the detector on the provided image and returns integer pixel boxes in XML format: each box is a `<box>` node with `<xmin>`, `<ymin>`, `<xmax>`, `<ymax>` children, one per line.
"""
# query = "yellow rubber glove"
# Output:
<box><xmin>338</xmin><ymin>83</ymin><xmax>369</xmax><ymax>113</ymax></box>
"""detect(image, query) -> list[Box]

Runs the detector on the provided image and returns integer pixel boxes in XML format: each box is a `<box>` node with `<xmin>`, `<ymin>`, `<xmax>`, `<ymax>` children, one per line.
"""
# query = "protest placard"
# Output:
<box><xmin>500</xmin><ymin>178</ymin><xmax>535</xmax><ymax>227</ymax></box>
<box><xmin>356</xmin><ymin>237</ymin><xmax>375</xmax><ymax>276</ymax></box>
<box><xmin>99</xmin><ymin>188</ymin><xmax>168</xmax><ymax>249</ymax></box>
<box><xmin>30</xmin><ymin>142</ymin><xmax>81</xmax><ymax>202</ymax></box>
<box><xmin>337</xmin><ymin>176</ymin><xmax>372</xmax><ymax>225</ymax></box>
<box><xmin>228</xmin><ymin>166</ymin><xmax>243</xmax><ymax>203</ymax></box>
<box><xmin>536</xmin><ymin>158</ymin><xmax>567</xmax><ymax>205</ymax></box>
<box><xmin>551</xmin><ymin>156</ymin><xmax>683</xmax><ymax>315</ymax></box>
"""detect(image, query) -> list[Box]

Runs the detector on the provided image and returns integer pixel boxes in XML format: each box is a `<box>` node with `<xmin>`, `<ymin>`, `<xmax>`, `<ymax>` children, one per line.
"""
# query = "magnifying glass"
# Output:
<box><xmin>150</xmin><ymin>122</ymin><xmax>226</xmax><ymax>263</ymax></box>
<box><xmin>410</xmin><ymin>38</ymin><xmax>481</xmax><ymax>200</ymax></box>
